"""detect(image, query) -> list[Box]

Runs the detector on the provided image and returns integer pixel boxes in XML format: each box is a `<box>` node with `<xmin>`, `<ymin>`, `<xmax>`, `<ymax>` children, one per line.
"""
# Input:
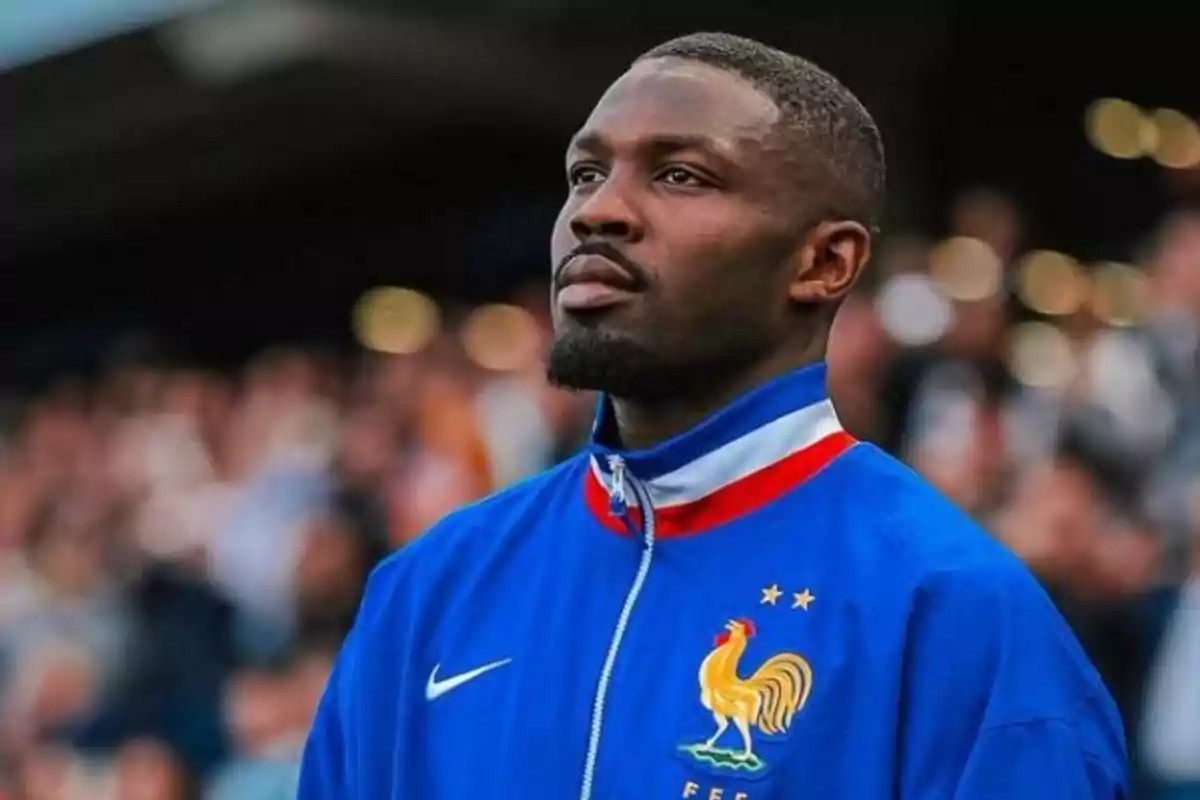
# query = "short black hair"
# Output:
<box><xmin>638</xmin><ymin>32</ymin><xmax>886</xmax><ymax>234</ymax></box>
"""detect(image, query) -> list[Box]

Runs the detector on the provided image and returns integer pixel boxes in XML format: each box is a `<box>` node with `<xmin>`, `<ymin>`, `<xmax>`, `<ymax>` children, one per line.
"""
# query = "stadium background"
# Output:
<box><xmin>4</xmin><ymin>1</ymin><xmax>1200</xmax><ymax>797</ymax></box>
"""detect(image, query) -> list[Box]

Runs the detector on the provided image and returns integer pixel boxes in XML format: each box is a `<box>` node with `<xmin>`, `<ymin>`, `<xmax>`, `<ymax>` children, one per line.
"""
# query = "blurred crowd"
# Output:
<box><xmin>1</xmin><ymin>190</ymin><xmax>1198</xmax><ymax>799</ymax></box>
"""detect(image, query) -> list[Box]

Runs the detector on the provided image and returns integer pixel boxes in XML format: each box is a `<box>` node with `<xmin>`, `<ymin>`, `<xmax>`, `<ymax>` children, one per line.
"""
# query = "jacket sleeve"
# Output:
<box><xmin>896</xmin><ymin>558</ymin><xmax>1129</xmax><ymax>799</ymax></box>
<box><xmin>951</xmin><ymin>719</ymin><xmax>1126</xmax><ymax>798</ymax></box>
<box><xmin>298</xmin><ymin>548</ymin><xmax>411</xmax><ymax>800</ymax></box>
<box><xmin>297</xmin><ymin>621</ymin><xmax>364</xmax><ymax>799</ymax></box>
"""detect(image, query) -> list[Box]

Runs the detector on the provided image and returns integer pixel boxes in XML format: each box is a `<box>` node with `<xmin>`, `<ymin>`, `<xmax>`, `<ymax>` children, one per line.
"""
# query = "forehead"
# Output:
<box><xmin>572</xmin><ymin>57</ymin><xmax>781</xmax><ymax>152</ymax></box>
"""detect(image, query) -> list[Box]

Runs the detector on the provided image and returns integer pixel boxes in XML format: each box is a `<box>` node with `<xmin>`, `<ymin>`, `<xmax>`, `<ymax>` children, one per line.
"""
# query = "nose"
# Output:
<box><xmin>569</xmin><ymin>177</ymin><xmax>643</xmax><ymax>243</ymax></box>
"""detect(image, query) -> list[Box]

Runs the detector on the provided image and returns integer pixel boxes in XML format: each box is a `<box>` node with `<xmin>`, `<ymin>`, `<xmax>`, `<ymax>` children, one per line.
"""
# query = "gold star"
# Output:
<box><xmin>761</xmin><ymin>584</ymin><xmax>783</xmax><ymax>606</ymax></box>
<box><xmin>792</xmin><ymin>589</ymin><xmax>815</xmax><ymax>610</ymax></box>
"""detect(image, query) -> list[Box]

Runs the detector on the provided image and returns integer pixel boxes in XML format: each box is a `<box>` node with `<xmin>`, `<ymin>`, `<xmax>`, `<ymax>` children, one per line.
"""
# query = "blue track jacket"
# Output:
<box><xmin>299</xmin><ymin>362</ymin><xmax>1128</xmax><ymax>799</ymax></box>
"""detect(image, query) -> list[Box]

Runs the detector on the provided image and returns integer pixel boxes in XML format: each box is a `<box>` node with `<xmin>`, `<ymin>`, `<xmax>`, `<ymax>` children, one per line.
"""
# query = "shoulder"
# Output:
<box><xmin>356</xmin><ymin>454</ymin><xmax>589</xmax><ymax>616</ymax></box>
<box><xmin>837</xmin><ymin>446</ymin><xmax>1119</xmax><ymax>730</ymax></box>
<box><xmin>836</xmin><ymin>442</ymin><xmax>1028</xmax><ymax>584</ymax></box>
<box><xmin>836</xmin><ymin>443</ymin><xmax>1070</xmax><ymax>652</ymax></box>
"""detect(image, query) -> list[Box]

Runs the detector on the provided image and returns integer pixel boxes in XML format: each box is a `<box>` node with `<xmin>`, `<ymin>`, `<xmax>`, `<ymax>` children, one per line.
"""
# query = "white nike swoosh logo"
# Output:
<box><xmin>425</xmin><ymin>658</ymin><xmax>512</xmax><ymax>701</ymax></box>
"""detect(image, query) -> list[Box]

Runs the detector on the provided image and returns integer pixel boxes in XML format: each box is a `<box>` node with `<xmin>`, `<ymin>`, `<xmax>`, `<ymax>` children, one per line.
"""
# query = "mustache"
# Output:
<box><xmin>553</xmin><ymin>242</ymin><xmax>650</xmax><ymax>290</ymax></box>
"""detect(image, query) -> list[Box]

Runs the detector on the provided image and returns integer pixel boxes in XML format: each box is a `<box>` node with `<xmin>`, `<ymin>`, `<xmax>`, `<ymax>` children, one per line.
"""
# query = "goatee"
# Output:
<box><xmin>546</xmin><ymin>329</ymin><xmax>686</xmax><ymax>403</ymax></box>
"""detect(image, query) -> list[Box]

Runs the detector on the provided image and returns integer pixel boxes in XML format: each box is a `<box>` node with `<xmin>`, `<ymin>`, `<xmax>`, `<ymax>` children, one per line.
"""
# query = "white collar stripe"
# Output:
<box><xmin>591</xmin><ymin>398</ymin><xmax>842</xmax><ymax>509</ymax></box>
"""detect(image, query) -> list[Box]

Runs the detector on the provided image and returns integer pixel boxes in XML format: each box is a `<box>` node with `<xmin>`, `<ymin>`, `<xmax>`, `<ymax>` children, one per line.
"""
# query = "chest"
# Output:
<box><xmin>396</xmin><ymin>529</ymin><xmax>909</xmax><ymax>799</ymax></box>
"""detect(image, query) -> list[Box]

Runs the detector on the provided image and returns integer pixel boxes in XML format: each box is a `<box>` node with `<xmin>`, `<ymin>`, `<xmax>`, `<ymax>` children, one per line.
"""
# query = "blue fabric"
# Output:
<box><xmin>588</xmin><ymin>361</ymin><xmax>832</xmax><ymax>479</ymax></box>
<box><xmin>299</xmin><ymin>362</ymin><xmax>1128</xmax><ymax>798</ymax></box>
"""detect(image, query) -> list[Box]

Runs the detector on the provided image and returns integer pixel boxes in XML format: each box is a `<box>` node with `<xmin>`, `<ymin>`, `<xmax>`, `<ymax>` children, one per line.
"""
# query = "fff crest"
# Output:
<box><xmin>676</xmin><ymin>617</ymin><xmax>813</xmax><ymax>778</ymax></box>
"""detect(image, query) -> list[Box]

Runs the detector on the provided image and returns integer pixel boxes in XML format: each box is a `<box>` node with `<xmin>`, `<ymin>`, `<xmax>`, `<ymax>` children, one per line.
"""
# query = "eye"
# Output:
<box><xmin>568</xmin><ymin>164</ymin><xmax>605</xmax><ymax>187</ymax></box>
<box><xmin>657</xmin><ymin>166</ymin><xmax>711</xmax><ymax>188</ymax></box>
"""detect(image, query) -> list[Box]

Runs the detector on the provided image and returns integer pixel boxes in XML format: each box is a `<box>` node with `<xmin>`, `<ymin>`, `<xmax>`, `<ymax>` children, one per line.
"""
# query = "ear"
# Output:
<box><xmin>788</xmin><ymin>220</ymin><xmax>872</xmax><ymax>305</ymax></box>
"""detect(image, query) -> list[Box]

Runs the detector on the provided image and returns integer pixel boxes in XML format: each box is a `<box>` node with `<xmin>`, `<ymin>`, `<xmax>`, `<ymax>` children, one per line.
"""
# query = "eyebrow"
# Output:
<box><xmin>567</xmin><ymin>130</ymin><xmax>736</xmax><ymax>162</ymax></box>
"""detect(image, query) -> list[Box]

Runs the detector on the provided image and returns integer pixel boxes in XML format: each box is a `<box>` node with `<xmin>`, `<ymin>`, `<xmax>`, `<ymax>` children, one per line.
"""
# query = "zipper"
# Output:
<box><xmin>579</xmin><ymin>455</ymin><xmax>656</xmax><ymax>800</ymax></box>
<box><xmin>607</xmin><ymin>455</ymin><xmax>629</xmax><ymax>516</ymax></box>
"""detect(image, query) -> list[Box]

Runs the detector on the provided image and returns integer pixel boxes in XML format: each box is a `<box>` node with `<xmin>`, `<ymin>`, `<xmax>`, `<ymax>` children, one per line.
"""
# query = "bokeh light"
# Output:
<box><xmin>927</xmin><ymin>236</ymin><xmax>1003</xmax><ymax>302</ymax></box>
<box><xmin>352</xmin><ymin>286</ymin><xmax>440</xmax><ymax>355</ymax></box>
<box><xmin>1089</xmin><ymin>262</ymin><xmax>1147</xmax><ymax>327</ymax></box>
<box><xmin>459</xmin><ymin>304</ymin><xmax>543</xmax><ymax>372</ymax></box>
<box><xmin>874</xmin><ymin>273</ymin><xmax>953</xmax><ymax>347</ymax></box>
<box><xmin>1085</xmin><ymin>98</ymin><xmax>1156</xmax><ymax>160</ymax></box>
<box><xmin>1015</xmin><ymin>250</ymin><xmax>1088</xmax><ymax>316</ymax></box>
<box><xmin>1149</xmin><ymin>108</ymin><xmax>1200</xmax><ymax>169</ymax></box>
<box><xmin>1007</xmin><ymin>321</ymin><xmax>1077</xmax><ymax>390</ymax></box>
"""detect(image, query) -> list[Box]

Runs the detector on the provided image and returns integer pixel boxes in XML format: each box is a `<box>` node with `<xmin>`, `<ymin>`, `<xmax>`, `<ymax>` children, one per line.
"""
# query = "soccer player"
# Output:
<box><xmin>299</xmin><ymin>32</ymin><xmax>1128</xmax><ymax>799</ymax></box>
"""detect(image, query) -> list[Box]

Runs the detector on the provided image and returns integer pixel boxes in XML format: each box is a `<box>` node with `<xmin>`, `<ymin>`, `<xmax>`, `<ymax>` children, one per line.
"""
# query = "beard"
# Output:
<box><xmin>546</xmin><ymin>323</ymin><xmax>772</xmax><ymax>404</ymax></box>
<box><xmin>545</xmin><ymin>327</ymin><xmax>695</xmax><ymax>403</ymax></box>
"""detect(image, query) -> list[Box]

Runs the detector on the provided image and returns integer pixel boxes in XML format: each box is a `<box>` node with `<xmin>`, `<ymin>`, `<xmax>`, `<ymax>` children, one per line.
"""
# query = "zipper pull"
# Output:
<box><xmin>606</xmin><ymin>455</ymin><xmax>628</xmax><ymax>516</ymax></box>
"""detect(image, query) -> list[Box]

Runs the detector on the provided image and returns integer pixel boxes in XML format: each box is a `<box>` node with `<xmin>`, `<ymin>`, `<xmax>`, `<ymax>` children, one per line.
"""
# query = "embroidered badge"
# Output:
<box><xmin>677</xmin><ymin>618</ymin><xmax>813</xmax><ymax>775</ymax></box>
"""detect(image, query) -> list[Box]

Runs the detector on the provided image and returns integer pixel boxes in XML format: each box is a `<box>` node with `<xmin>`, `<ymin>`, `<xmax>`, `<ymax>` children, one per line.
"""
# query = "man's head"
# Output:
<box><xmin>547</xmin><ymin>32</ymin><xmax>885</xmax><ymax>402</ymax></box>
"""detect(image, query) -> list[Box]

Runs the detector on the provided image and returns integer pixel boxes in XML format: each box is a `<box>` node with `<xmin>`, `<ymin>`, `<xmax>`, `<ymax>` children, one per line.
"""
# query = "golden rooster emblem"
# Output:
<box><xmin>679</xmin><ymin>618</ymin><xmax>813</xmax><ymax>773</ymax></box>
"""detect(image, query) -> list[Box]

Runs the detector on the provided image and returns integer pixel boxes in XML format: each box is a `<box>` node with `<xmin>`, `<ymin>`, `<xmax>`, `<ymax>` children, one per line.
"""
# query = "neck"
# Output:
<box><xmin>611</xmin><ymin>341</ymin><xmax>825</xmax><ymax>451</ymax></box>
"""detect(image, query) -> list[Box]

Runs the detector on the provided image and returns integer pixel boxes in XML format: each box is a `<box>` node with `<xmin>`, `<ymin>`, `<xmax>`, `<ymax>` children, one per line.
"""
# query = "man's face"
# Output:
<box><xmin>547</xmin><ymin>58</ymin><xmax>804</xmax><ymax>401</ymax></box>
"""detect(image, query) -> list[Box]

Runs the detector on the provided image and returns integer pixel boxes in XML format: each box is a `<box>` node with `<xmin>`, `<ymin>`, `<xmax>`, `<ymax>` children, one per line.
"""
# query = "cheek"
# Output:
<box><xmin>662</xmin><ymin>230</ymin><xmax>788</xmax><ymax>313</ymax></box>
<box><xmin>549</xmin><ymin>204</ymin><xmax>577</xmax><ymax>264</ymax></box>
<box><xmin>656</xmin><ymin>214</ymin><xmax>747</xmax><ymax>263</ymax></box>
<box><xmin>653</xmin><ymin>200</ymin><xmax>792</xmax><ymax>277</ymax></box>
<box><xmin>654</xmin><ymin>267</ymin><xmax>782</xmax><ymax>356</ymax></box>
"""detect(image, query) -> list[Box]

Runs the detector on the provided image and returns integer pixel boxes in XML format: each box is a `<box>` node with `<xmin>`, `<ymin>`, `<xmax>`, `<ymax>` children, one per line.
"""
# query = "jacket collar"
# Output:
<box><xmin>583</xmin><ymin>361</ymin><xmax>856</xmax><ymax>538</ymax></box>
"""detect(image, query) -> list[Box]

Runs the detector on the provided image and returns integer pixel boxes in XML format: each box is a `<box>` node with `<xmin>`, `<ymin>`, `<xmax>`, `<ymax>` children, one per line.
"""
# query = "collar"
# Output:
<box><xmin>583</xmin><ymin>361</ymin><xmax>856</xmax><ymax>538</ymax></box>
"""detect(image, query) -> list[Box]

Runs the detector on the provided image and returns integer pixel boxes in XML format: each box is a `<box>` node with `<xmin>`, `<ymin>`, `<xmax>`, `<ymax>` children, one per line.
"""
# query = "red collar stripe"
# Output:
<box><xmin>585</xmin><ymin>420</ymin><xmax>856</xmax><ymax>539</ymax></box>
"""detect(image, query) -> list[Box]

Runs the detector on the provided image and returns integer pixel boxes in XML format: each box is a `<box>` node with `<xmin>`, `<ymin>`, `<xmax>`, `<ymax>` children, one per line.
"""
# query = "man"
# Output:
<box><xmin>299</xmin><ymin>32</ymin><xmax>1128</xmax><ymax>798</ymax></box>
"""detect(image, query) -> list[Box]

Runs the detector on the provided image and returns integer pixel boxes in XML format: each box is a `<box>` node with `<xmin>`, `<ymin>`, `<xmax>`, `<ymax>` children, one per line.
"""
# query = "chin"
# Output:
<box><xmin>553</xmin><ymin>301</ymin><xmax>634</xmax><ymax>333</ymax></box>
<box><xmin>545</xmin><ymin>328</ymin><xmax>684</xmax><ymax>402</ymax></box>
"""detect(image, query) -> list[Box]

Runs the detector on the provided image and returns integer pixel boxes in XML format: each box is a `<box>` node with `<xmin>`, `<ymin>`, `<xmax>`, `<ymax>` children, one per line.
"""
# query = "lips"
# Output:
<box><xmin>556</xmin><ymin>254</ymin><xmax>643</xmax><ymax>312</ymax></box>
<box><xmin>558</xmin><ymin>253</ymin><xmax>641</xmax><ymax>292</ymax></box>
